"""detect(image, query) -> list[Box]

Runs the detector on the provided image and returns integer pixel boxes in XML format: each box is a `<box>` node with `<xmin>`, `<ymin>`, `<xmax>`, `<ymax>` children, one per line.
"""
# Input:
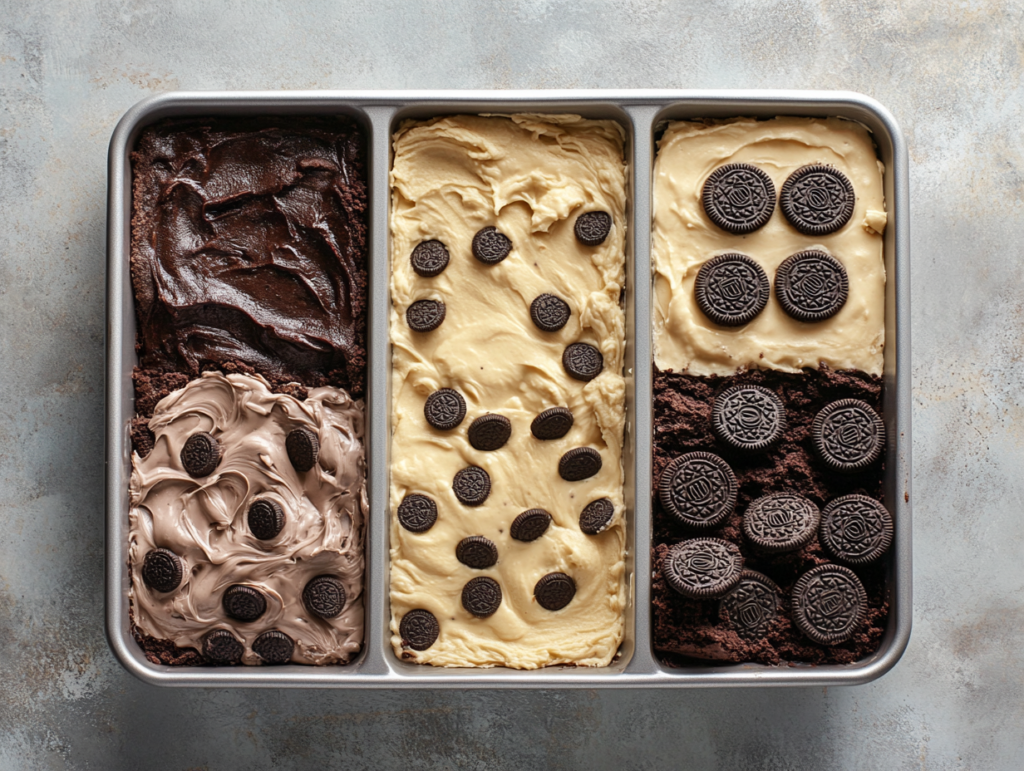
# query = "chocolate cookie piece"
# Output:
<box><xmin>535</xmin><ymin>572</ymin><xmax>577</xmax><ymax>610</ymax></box>
<box><xmin>286</xmin><ymin>427</ymin><xmax>320</xmax><ymax>472</ymax></box>
<box><xmin>203</xmin><ymin>629</ymin><xmax>245</xmax><ymax>665</ymax></box>
<box><xmin>718</xmin><ymin>570</ymin><xmax>782</xmax><ymax>640</ymax></box>
<box><xmin>530</xmin><ymin>294</ymin><xmax>571</xmax><ymax>332</ymax></box>
<box><xmin>406</xmin><ymin>299</ymin><xmax>447</xmax><ymax>332</ymax></box>
<box><xmin>453</xmin><ymin>466</ymin><xmax>491</xmax><ymax>506</ymax></box>
<box><xmin>456</xmin><ymin>536</ymin><xmax>499</xmax><ymax>569</ymax></box>
<box><xmin>424</xmin><ymin>388</ymin><xmax>467</xmax><ymax>431</ymax></box>
<box><xmin>701</xmin><ymin>163</ymin><xmax>776</xmax><ymax>234</ymax></box>
<box><xmin>781</xmin><ymin>164</ymin><xmax>856</xmax><ymax>235</ymax></box>
<box><xmin>303</xmin><ymin>575</ymin><xmax>347</xmax><ymax>619</ymax></box>
<box><xmin>574</xmin><ymin>211</ymin><xmax>612</xmax><ymax>246</ymax></box>
<box><xmin>472</xmin><ymin>226</ymin><xmax>512</xmax><ymax>265</ymax></box>
<box><xmin>399</xmin><ymin>609</ymin><xmax>440</xmax><ymax>651</ymax></box>
<box><xmin>181</xmin><ymin>432</ymin><xmax>221</xmax><ymax>478</ymax></box>
<box><xmin>462</xmin><ymin>576</ymin><xmax>502</xmax><ymax>617</ymax></box>
<box><xmin>694</xmin><ymin>253</ymin><xmax>770</xmax><ymax>327</ymax></box>
<box><xmin>711</xmin><ymin>384</ymin><xmax>786</xmax><ymax>453</ymax></box>
<box><xmin>742</xmin><ymin>493</ymin><xmax>820</xmax><ymax>553</ymax></box>
<box><xmin>813</xmin><ymin>399</ymin><xmax>885</xmax><ymax>473</ymax></box>
<box><xmin>531</xmin><ymin>407</ymin><xmax>574</xmax><ymax>440</ymax></box>
<box><xmin>562</xmin><ymin>342</ymin><xmax>604</xmax><ymax>381</ymax></box>
<box><xmin>579</xmin><ymin>498</ymin><xmax>615</xmax><ymax>535</ymax></box>
<box><xmin>397</xmin><ymin>493</ymin><xmax>438</xmax><ymax>533</ymax></box>
<box><xmin>775</xmin><ymin>250</ymin><xmax>849</xmax><ymax>322</ymax></box>
<box><xmin>658</xmin><ymin>451</ymin><xmax>738</xmax><ymax>529</ymax></box>
<box><xmin>141</xmin><ymin>548</ymin><xmax>184</xmax><ymax>593</ymax></box>
<box><xmin>558</xmin><ymin>447</ymin><xmax>603</xmax><ymax>482</ymax></box>
<box><xmin>223</xmin><ymin>585</ymin><xmax>267</xmax><ymax>622</ymax></box>
<box><xmin>662</xmin><ymin>538</ymin><xmax>743</xmax><ymax>599</ymax></box>
<box><xmin>468</xmin><ymin>414</ymin><xmax>512</xmax><ymax>451</ymax></box>
<box><xmin>247</xmin><ymin>499</ymin><xmax>285</xmax><ymax>540</ymax></box>
<box><xmin>252</xmin><ymin>630</ymin><xmax>294</xmax><ymax>664</ymax></box>
<box><xmin>791</xmin><ymin>564</ymin><xmax>868</xmax><ymax>645</ymax></box>
<box><xmin>411</xmin><ymin>240</ymin><xmax>450</xmax><ymax>277</ymax></box>
<box><xmin>510</xmin><ymin>509</ymin><xmax>552</xmax><ymax>542</ymax></box>
<box><xmin>820</xmin><ymin>494</ymin><xmax>893</xmax><ymax>565</ymax></box>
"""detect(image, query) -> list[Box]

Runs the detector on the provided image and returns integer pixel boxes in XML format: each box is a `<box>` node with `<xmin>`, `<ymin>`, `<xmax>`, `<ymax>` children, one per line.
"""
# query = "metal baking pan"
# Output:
<box><xmin>106</xmin><ymin>90</ymin><xmax>911</xmax><ymax>687</ymax></box>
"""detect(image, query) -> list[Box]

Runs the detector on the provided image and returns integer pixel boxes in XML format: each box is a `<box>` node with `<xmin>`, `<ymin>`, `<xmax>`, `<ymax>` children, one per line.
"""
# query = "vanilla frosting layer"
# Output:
<box><xmin>129</xmin><ymin>372</ymin><xmax>366</xmax><ymax>665</ymax></box>
<box><xmin>388</xmin><ymin>114</ymin><xmax>628</xmax><ymax>668</ymax></box>
<box><xmin>653</xmin><ymin>117</ymin><xmax>887</xmax><ymax>376</ymax></box>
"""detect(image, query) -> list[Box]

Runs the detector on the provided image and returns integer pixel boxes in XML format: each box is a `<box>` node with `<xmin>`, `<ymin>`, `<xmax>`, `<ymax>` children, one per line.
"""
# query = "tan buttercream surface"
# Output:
<box><xmin>129</xmin><ymin>371</ymin><xmax>366</xmax><ymax>665</ymax></box>
<box><xmin>388</xmin><ymin>114</ymin><xmax>628</xmax><ymax>668</ymax></box>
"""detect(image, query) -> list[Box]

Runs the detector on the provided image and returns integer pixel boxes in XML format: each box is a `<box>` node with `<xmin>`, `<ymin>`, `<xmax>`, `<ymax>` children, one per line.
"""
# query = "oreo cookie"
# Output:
<box><xmin>534</xmin><ymin>572</ymin><xmax>577</xmax><ymax>611</ymax></box>
<box><xmin>813</xmin><ymin>399</ymin><xmax>885</xmax><ymax>473</ymax></box>
<box><xmin>742</xmin><ymin>493</ymin><xmax>820</xmax><ymax>553</ymax></box>
<box><xmin>658</xmin><ymin>451</ymin><xmax>738</xmax><ymax>529</ymax></box>
<box><xmin>579</xmin><ymin>498</ymin><xmax>615</xmax><ymax>535</ymax></box>
<box><xmin>411</xmin><ymin>240</ymin><xmax>450</xmax><ymax>277</ymax></box>
<box><xmin>472</xmin><ymin>226</ymin><xmax>512</xmax><ymax>265</ymax></box>
<box><xmin>203</xmin><ymin>629</ymin><xmax>244</xmax><ymax>665</ymax></box>
<box><xmin>780</xmin><ymin>164</ymin><xmax>856</xmax><ymax>235</ymax></box>
<box><xmin>252</xmin><ymin>630</ymin><xmax>294</xmax><ymax>664</ymax></box>
<box><xmin>701</xmin><ymin>163</ymin><xmax>776</xmax><ymax>234</ymax></box>
<box><xmin>247</xmin><ymin>499</ymin><xmax>285</xmax><ymax>540</ymax></box>
<box><xmin>406</xmin><ymin>299</ymin><xmax>446</xmax><ymax>332</ymax></box>
<box><xmin>510</xmin><ymin>509</ymin><xmax>552</xmax><ymax>542</ymax></box>
<box><xmin>141</xmin><ymin>548</ymin><xmax>183</xmax><ymax>593</ymax></box>
<box><xmin>791</xmin><ymin>564</ymin><xmax>868</xmax><ymax>645</ymax></box>
<box><xmin>397</xmin><ymin>493</ymin><xmax>438</xmax><ymax>533</ymax></box>
<box><xmin>775</xmin><ymin>250</ymin><xmax>849</xmax><ymax>322</ymax></box>
<box><xmin>711</xmin><ymin>384</ymin><xmax>786</xmax><ymax>453</ymax></box>
<box><xmin>399</xmin><ymin>609</ymin><xmax>440</xmax><ymax>651</ymax></box>
<box><xmin>530</xmin><ymin>294</ymin><xmax>571</xmax><ymax>332</ymax></box>
<box><xmin>286</xmin><ymin>427</ymin><xmax>320</xmax><ymax>473</ymax></box>
<box><xmin>718</xmin><ymin>570</ymin><xmax>782</xmax><ymax>640</ymax></box>
<box><xmin>694</xmin><ymin>253</ymin><xmax>770</xmax><ymax>327</ymax></box>
<box><xmin>562</xmin><ymin>342</ymin><xmax>604</xmax><ymax>381</ymax></box>
<box><xmin>462</xmin><ymin>576</ymin><xmax>502</xmax><ymax>617</ymax></box>
<box><xmin>456</xmin><ymin>536</ymin><xmax>499</xmax><ymax>569</ymax></box>
<box><xmin>820</xmin><ymin>494</ymin><xmax>894</xmax><ymax>565</ymax></box>
<box><xmin>180</xmin><ymin>432</ymin><xmax>221</xmax><ymax>478</ymax></box>
<box><xmin>222</xmin><ymin>584</ymin><xmax>267</xmax><ymax>622</ymax></box>
<box><xmin>302</xmin><ymin>575</ymin><xmax>347</xmax><ymax>619</ymax></box>
<box><xmin>661</xmin><ymin>538</ymin><xmax>743</xmax><ymax>599</ymax></box>
<box><xmin>574</xmin><ymin>211</ymin><xmax>612</xmax><ymax>246</ymax></box>
<box><xmin>468</xmin><ymin>414</ymin><xmax>512</xmax><ymax>451</ymax></box>
<box><xmin>453</xmin><ymin>465</ymin><xmax>491</xmax><ymax>506</ymax></box>
<box><xmin>558</xmin><ymin>447</ymin><xmax>602</xmax><ymax>482</ymax></box>
<box><xmin>424</xmin><ymin>388</ymin><xmax>467</xmax><ymax>431</ymax></box>
<box><xmin>531</xmin><ymin>407</ymin><xmax>573</xmax><ymax>440</ymax></box>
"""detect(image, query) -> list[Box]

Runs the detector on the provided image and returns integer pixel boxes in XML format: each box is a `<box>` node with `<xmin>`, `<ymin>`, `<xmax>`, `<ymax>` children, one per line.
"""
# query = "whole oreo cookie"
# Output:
<box><xmin>141</xmin><ymin>548</ymin><xmax>183</xmax><ymax>593</ymax></box>
<box><xmin>742</xmin><ymin>493</ymin><xmax>820</xmax><ymax>553</ymax></box>
<box><xmin>661</xmin><ymin>538</ymin><xmax>743</xmax><ymax>599</ymax></box>
<box><xmin>791</xmin><ymin>564</ymin><xmax>868</xmax><ymax>645</ymax></box>
<box><xmin>562</xmin><ymin>342</ymin><xmax>604</xmax><ymax>381</ymax></box>
<box><xmin>424</xmin><ymin>388</ymin><xmax>467</xmax><ymax>431</ymax></box>
<box><xmin>472</xmin><ymin>226</ymin><xmax>512</xmax><ymax>265</ymax></box>
<box><xmin>820</xmin><ymin>494</ymin><xmax>894</xmax><ymax>565</ymax></box>
<box><xmin>252</xmin><ymin>630</ymin><xmax>294</xmax><ymax>664</ymax></box>
<box><xmin>397</xmin><ymin>493</ymin><xmax>438</xmax><ymax>533</ymax></box>
<box><xmin>658</xmin><ymin>451</ymin><xmax>738</xmax><ymax>529</ymax></box>
<box><xmin>456</xmin><ymin>536</ymin><xmax>499</xmax><ymax>569</ymax></box>
<box><xmin>558</xmin><ymin>447</ymin><xmax>603</xmax><ymax>482</ymax></box>
<box><xmin>701</xmin><ymin>163</ymin><xmax>776</xmax><ymax>234</ymax></box>
<box><xmin>222</xmin><ymin>584</ymin><xmax>267</xmax><ymax>622</ymax></box>
<box><xmin>775</xmin><ymin>250</ymin><xmax>849</xmax><ymax>322</ymax></box>
<box><xmin>247</xmin><ymin>499</ymin><xmax>285</xmax><ymax>540</ymax></box>
<box><xmin>286</xmin><ymin>427</ymin><xmax>320</xmax><ymax>473</ymax></box>
<box><xmin>462</xmin><ymin>576</ymin><xmax>502</xmax><ymax>617</ymax></box>
<box><xmin>780</xmin><ymin>164</ymin><xmax>856</xmax><ymax>235</ymax></box>
<box><xmin>531</xmin><ymin>407</ymin><xmax>574</xmax><ymax>440</ymax></box>
<box><xmin>579</xmin><ymin>498</ymin><xmax>615</xmax><ymax>535</ymax></box>
<box><xmin>510</xmin><ymin>509</ymin><xmax>552</xmax><ymax>542</ymax></box>
<box><xmin>181</xmin><ymin>432</ymin><xmax>221</xmax><ymax>478</ymax></box>
<box><xmin>399</xmin><ymin>609</ymin><xmax>440</xmax><ymax>651</ymax></box>
<box><xmin>530</xmin><ymin>294</ymin><xmax>571</xmax><ymax>332</ymax></box>
<box><xmin>203</xmin><ymin>629</ymin><xmax>244</xmax><ymax>665</ymax></box>
<box><xmin>574</xmin><ymin>211</ymin><xmax>612</xmax><ymax>246</ymax></box>
<box><xmin>718</xmin><ymin>570</ymin><xmax>783</xmax><ymax>640</ymax></box>
<box><xmin>813</xmin><ymin>399</ymin><xmax>885</xmax><ymax>473</ymax></box>
<box><xmin>534</xmin><ymin>572</ymin><xmax>577</xmax><ymax>611</ymax></box>
<box><xmin>468</xmin><ymin>414</ymin><xmax>512</xmax><ymax>451</ymax></box>
<box><xmin>711</xmin><ymin>384</ymin><xmax>786</xmax><ymax>454</ymax></box>
<box><xmin>694</xmin><ymin>253</ymin><xmax>770</xmax><ymax>327</ymax></box>
<box><xmin>406</xmin><ymin>299</ymin><xmax>446</xmax><ymax>332</ymax></box>
<box><xmin>411</xmin><ymin>240</ymin><xmax>450</xmax><ymax>277</ymax></box>
<box><xmin>453</xmin><ymin>465</ymin><xmax>491</xmax><ymax>506</ymax></box>
<box><xmin>302</xmin><ymin>575</ymin><xmax>347</xmax><ymax>619</ymax></box>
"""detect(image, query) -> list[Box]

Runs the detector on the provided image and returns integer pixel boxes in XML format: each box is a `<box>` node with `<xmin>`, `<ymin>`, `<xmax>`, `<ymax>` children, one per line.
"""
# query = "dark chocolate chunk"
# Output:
<box><xmin>468</xmin><ymin>414</ymin><xmax>512</xmax><ymax>451</ymax></box>
<box><xmin>574</xmin><ymin>211</ymin><xmax>612</xmax><ymax>246</ymax></box>
<box><xmin>472</xmin><ymin>226</ymin><xmax>512</xmax><ymax>265</ymax></box>
<box><xmin>534</xmin><ymin>572</ymin><xmax>577</xmax><ymax>611</ymax></box>
<box><xmin>141</xmin><ymin>548</ymin><xmax>183</xmax><ymax>593</ymax></box>
<box><xmin>456</xmin><ymin>536</ymin><xmax>499</xmax><ymax>569</ymax></box>
<box><xmin>399</xmin><ymin>609</ymin><xmax>440</xmax><ymax>651</ymax></box>
<box><xmin>411</xmin><ymin>240</ymin><xmax>450</xmax><ymax>277</ymax></box>
<box><xmin>531</xmin><ymin>407</ymin><xmax>574</xmax><ymax>440</ymax></box>
<box><xmin>742</xmin><ymin>493</ymin><xmax>820</xmax><ymax>553</ymax></box>
<box><xmin>562</xmin><ymin>342</ymin><xmax>604</xmax><ymax>381</ymax></box>
<box><xmin>461</xmin><ymin>576</ymin><xmax>502</xmax><ymax>617</ymax></box>
<box><xmin>662</xmin><ymin>538</ymin><xmax>743</xmax><ymax>599</ymax></box>
<box><xmin>180</xmin><ymin>432</ymin><xmax>221</xmax><ymax>478</ymax></box>
<box><xmin>302</xmin><ymin>575</ymin><xmax>347</xmax><ymax>619</ymax></box>
<box><xmin>694</xmin><ymin>253</ymin><xmax>770</xmax><ymax>327</ymax></box>
<box><xmin>780</xmin><ymin>164</ymin><xmax>856</xmax><ymax>235</ymax></box>
<box><xmin>406</xmin><ymin>299</ymin><xmax>447</xmax><ymax>332</ymax></box>
<box><xmin>579</xmin><ymin>498</ymin><xmax>615</xmax><ymax>535</ymax></box>
<box><xmin>717</xmin><ymin>570</ymin><xmax>782</xmax><ymax>640</ymax></box>
<box><xmin>791</xmin><ymin>564</ymin><xmax>868</xmax><ymax>645</ymax></box>
<box><xmin>286</xmin><ymin>427</ymin><xmax>320</xmax><ymax>472</ymax></box>
<box><xmin>701</xmin><ymin>163</ymin><xmax>776</xmax><ymax>234</ymax></box>
<box><xmin>252</xmin><ymin>630</ymin><xmax>294</xmax><ymax>664</ymax></box>
<box><xmin>247</xmin><ymin>499</ymin><xmax>285</xmax><ymax>540</ymax></box>
<box><xmin>510</xmin><ymin>509</ymin><xmax>552</xmax><ymax>542</ymax></box>
<box><xmin>820</xmin><ymin>494</ymin><xmax>894</xmax><ymax>565</ymax></box>
<box><xmin>775</xmin><ymin>250</ymin><xmax>849</xmax><ymax>322</ymax></box>
<box><xmin>812</xmin><ymin>399</ymin><xmax>885</xmax><ymax>473</ymax></box>
<box><xmin>453</xmin><ymin>465</ymin><xmax>491</xmax><ymax>506</ymax></box>
<box><xmin>530</xmin><ymin>294</ymin><xmax>571</xmax><ymax>332</ymax></box>
<box><xmin>202</xmin><ymin>629</ymin><xmax>244</xmax><ymax>665</ymax></box>
<box><xmin>222</xmin><ymin>584</ymin><xmax>267</xmax><ymax>622</ymax></box>
<box><xmin>558</xmin><ymin>447</ymin><xmax>603</xmax><ymax>482</ymax></box>
<box><xmin>711</xmin><ymin>384</ymin><xmax>786</xmax><ymax>453</ymax></box>
<box><xmin>424</xmin><ymin>388</ymin><xmax>467</xmax><ymax>431</ymax></box>
<box><xmin>397</xmin><ymin>493</ymin><xmax>438</xmax><ymax>533</ymax></box>
<box><xmin>658</xmin><ymin>451</ymin><xmax>738</xmax><ymax>529</ymax></box>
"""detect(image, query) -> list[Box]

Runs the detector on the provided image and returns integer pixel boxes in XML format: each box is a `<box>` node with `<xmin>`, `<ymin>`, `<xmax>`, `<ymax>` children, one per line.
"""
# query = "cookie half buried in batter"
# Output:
<box><xmin>222</xmin><ymin>584</ymin><xmax>267</xmax><ymax>622</ymax></box>
<box><xmin>510</xmin><ymin>509</ymin><xmax>552</xmax><ymax>542</ymax></box>
<box><xmin>203</xmin><ymin>629</ymin><xmax>244</xmax><ymax>665</ymax></box>
<box><xmin>530</xmin><ymin>293</ymin><xmax>571</xmax><ymax>332</ymax></box>
<box><xmin>180</xmin><ymin>432</ymin><xmax>221</xmax><ymax>478</ymax></box>
<box><xmin>462</xmin><ymin>576</ymin><xmax>502</xmax><ymax>618</ymax></box>
<box><xmin>579</xmin><ymin>498</ymin><xmax>615</xmax><ymax>535</ymax></box>
<box><xmin>397</xmin><ymin>493</ymin><xmax>438</xmax><ymax>533</ymax></box>
<box><xmin>559</xmin><ymin>447</ymin><xmax>603</xmax><ymax>482</ymax></box>
<box><xmin>468</xmin><ymin>414</ymin><xmax>512</xmax><ymax>451</ymax></box>
<box><xmin>711</xmin><ymin>384</ymin><xmax>786</xmax><ymax>454</ymax></box>
<box><xmin>661</xmin><ymin>538</ymin><xmax>743</xmax><ymax>599</ymax></box>
<box><xmin>775</xmin><ymin>250</ymin><xmax>849</xmax><ymax>322</ymax></box>
<box><xmin>453</xmin><ymin>466</ymin><xmax>491</xmax><ymax>506</ymax></box>
<box><xmin>252</xmin><ymin>630</ymin><xmax>294</xmax><ymax>664</ymax></box>
<box><xmin>701</xmin><ymin>163</ymin><xmax>776</xmax><ymax>234</ymax></box>
<box><xmin>455</xmin><ymin>536</ymin><xmax>499</xmax><ymax>569</ymax></box>
<box><xmin>574</xmin><ymin>211</ymin><xmax>613</xmax><ymax>246</ymax></box>
<box><xmin>531</xmin><ymin>407</ymin><xmax>574</xmax><ymax>440</ymax></box>
<box><xmin>472</xmin><ymin>226</ymin><xmax>512</xmax><ymax>265</ymax></box>
<box><xmin>411</xmin><ymin>240</ymin><xmax>450</xmax><ymax>277</ymax></box>
<box><xmin>780</xmin><ymin>164</ymin><xmax>856</xmax><ymax>236</ymax></box>
<box><xmin>406</xmin><ymin>299</ymin><xmax>446</xmax><ymax>332</ymax></box>
<box><xmin>247</xmin><ymin>499</ymin><xmax>285</xmax><ymax>540</ymax></box>
<box><xmin>141</xmin><ymin>548</ymin><xmax>184</xmax><ymax>593</ymax></box>
<box><xmin>535</xmin><ymin>572</ymin><xmax>577</xmax><ymax>610</ymax></box>
<box><xmin>399</xmin><ymin>609</ymin><xmax>440</xmax><ymax>651</ymax></box>
<box><xmin>694</xmin><ymin>253</ymin><xmax>770</xmax><ymax>327</ymax></box>
<box><xmin>791</xmin><ymin>564</ymin><xmax>868</xmax><ymax>645</ymax></box>
<box><xmin>813</xmin><ymin>399</ymin><xmax>885</xmax><ymax>473</ymax></box>
<box><xmin>286</xmin><ymin>427</ymin><xmax>320</xmax><ymax>473</ymax></box>
<box><xmin>820</xmin><ymin>494</ymin><xmax>893</xmax><ymax>565</ymax></box>
<box><xmin>742</xmin><ymin>493</ymin><xmax>820</xmax><ymax>553</ymax></box>
<box><xmin>424</xmin><ymin>388</ymin><xmax>467</xmax><ymax>431</ymax></box>
<box><xmin>717</xmin><ymin>570</ymin><xmax>783</xmax><ymax>640</ymax></box>
<box><xmin>658</xmin><ymin>451</ymin><xmax>738</xmax><ymax>529</ymax></box>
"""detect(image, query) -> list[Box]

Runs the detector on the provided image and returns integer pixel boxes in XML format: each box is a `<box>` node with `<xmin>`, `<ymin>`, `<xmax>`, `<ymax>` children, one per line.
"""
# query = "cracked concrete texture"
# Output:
<box><xmin>0</xmin><ymin>0</ymin><xmax>1022</xmax><ymax>768</ymax></box>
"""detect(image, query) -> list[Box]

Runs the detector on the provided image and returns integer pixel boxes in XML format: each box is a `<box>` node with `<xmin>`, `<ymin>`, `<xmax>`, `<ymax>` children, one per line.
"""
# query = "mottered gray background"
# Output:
<box><xmin>1</xmin><ymin>1</ymin><xmax>1022</xmax><ymax>768</ymax></box>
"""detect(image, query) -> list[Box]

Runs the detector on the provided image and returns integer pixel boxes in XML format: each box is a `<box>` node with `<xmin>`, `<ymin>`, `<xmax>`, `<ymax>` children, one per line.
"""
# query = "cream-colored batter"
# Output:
<box><xmin>388</xmin><ymin>114</ymin><xmax>628</xmax><ymax>668</ymax></box>
<box><xmin>129</xmin><ymin>371</ymin><xmax>366</xmax><ymax>665</ymax></box>
<box><xmin>653</xmin><ymin>117</ymin><xmax>887</xmax><ymax>376</ymax></box>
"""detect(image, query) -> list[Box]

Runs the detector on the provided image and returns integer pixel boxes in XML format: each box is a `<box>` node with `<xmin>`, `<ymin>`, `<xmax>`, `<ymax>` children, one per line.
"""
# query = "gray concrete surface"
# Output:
<box><xmin>0</xmin><ymin>1</ymin><xmax>1021</xmax><ymax>768</ymax></box>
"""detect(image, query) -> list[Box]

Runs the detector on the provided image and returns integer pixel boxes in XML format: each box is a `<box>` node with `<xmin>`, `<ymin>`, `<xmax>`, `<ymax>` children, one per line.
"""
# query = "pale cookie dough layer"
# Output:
<box><xmin>653</xmin><ymin>117</ymin><xmax>886</xmax><ymax>376</ymax></box>
<box><xmin>129</xmin><ymin>372</ymin><xmax>366</xmax><ymax>666</ymax></box>
<box><xmin>389</xmin><ymin>114</ymin><xmax>628</xmax><ymax>669</ymax></box>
